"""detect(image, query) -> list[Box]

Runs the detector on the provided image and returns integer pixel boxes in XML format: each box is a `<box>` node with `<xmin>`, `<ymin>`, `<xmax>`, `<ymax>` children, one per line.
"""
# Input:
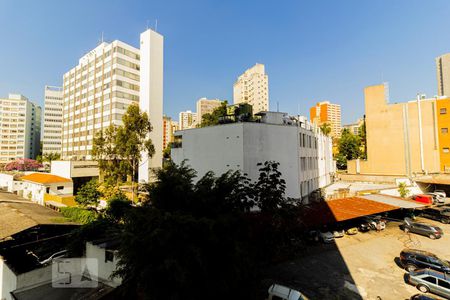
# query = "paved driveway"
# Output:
<box><xmin>263</xmin><ymin>218</ymin><xmax>450</xmax><ymax>300</ymax></box>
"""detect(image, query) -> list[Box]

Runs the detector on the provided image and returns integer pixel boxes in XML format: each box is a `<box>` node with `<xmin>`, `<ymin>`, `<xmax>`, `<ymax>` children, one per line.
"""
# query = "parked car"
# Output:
<box><xmin>434</xmin><ymin>190</ymin><xmax>447</xmax><ymax>199</ymax></box>
<box><xmin>308</xmin><ymin>230</ymin><xmax>334</xmax><ymax>243</ymax></box>
<box><xmin>405</xmin><ymin>269</ymin><xmax>450</xmax><ymax>298</ymax></box>
<box><xmin>412</xmin><ymin>194</ymin><xmax>434</xmax><ymax>205</ymax></box>
<box><xmin>333</xmin><ymin>230</ymin><xmax>345</xmax><ymax>238</ymax></box>
<box><xmin>410</xmin><ymin>293</ymin><xmax>443</xmax><ymax>299</ymax></box>
<box><xmin>400</xmin><ymin>249</ymin><xmax>450</xmax><ymax>273</ymax></box>
<box><xmin>420</xmin><ymin>208</ymin><xmax>450</xmax><ymax>224</ymax></box>
<box><xmin>401</xmin><ymin>218</ymin><xmax>443</xmax><ymax>239</ymax></box>
<box><xmin>267</xmin><ymin>284</ymin><xmax>308</xmax><ymax>300</ymax></box>
<box><xmin>358</xmin><ymin>223</ymin><xmax>371</xmax><ymax>232</ymax></box>
<box><xmin>363</xmin><ymin>216</ymin><xmax>386</xmax><ymax>230</ymax></box>
<box><xmin>345</xmin><ymin>227</ymin><xmax>358</xmax><ymax>235</ymax></box>
<box><xmin>425</xmin><ymin>193</ymin><xmax>445</xmax><ymax>205</ymax></box>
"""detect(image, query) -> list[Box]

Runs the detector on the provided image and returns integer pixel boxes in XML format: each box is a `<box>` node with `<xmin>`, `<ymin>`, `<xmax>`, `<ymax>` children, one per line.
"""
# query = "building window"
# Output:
<box><xmin>46</xmin><ymin>187</ymin><xmax>50</xmax><ymax>193</ymax></box>
<box><xmin>444</xmin><ymin>148</ymin><xmax>450</xmax><ymax>154</ymax></box>
<box><xmin>442</xmin><ymin>128</ymin><xmax>448</xmax><ymax>134</ymax></box>
<box><xmin>105</xmin><ymin>250</ymin><xmax>114</xmax><ymax>262</ymax></box>
<box><xmin>440</xmin><ymin>108</ymin><xmax>447</xmax><ymax>115</ymax></box>
<box><xmin>57</xmin><ymin>186</ymin><xmax>64</xmax><ymax>190</ymax></box>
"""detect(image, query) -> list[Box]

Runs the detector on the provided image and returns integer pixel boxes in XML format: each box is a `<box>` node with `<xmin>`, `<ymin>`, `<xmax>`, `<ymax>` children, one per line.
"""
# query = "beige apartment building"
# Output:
<box><xmin>348</xmin><ymin>83</ymin><xmax>450</xmax><ymax>176</ymax></box>
<box><xmin>233</xmin><ymin>63</ymin><xmax>269</xmax><ymax>113</ymax></box>
<box><xmin>42</xmin><ymin>86</ymin><xmax>63</xmax><ymax>155</ymax></box>
<box><xmin>179</xmin><ymin>110</ymin><xmax>197</xmax><ymax>130</ymax></box>
<box><xmin>436</xmin><ymin>53</ymin><xmax>450</xmax><ymax>97</ymax></box>
<box><xmin>61</xmin><ymin>40</ymin><xmax>141</xmax><ymax>160</ymax></box>
<box><xmin>196</xmin><ymin>98</ymin><xmax>224</xmax><ymax>125</ymax></box>
<box><xmin>343</xmin><ymin>118</ymin><xmax>364</xmax><ymax>136</ymax></box>
<box><xmin>310</xmin><ymin>101</ymin><xmax>342</xmax><ymax>138</ymax></box>
<box><xmin>0</xmin><ymin>94</ymin><xmax>41</xmax><ymax>163</ymax></box>
<box><xmin>163</xmin><ymin>115</ymin><xmax>178</xmax><ymax>150</ymax></box>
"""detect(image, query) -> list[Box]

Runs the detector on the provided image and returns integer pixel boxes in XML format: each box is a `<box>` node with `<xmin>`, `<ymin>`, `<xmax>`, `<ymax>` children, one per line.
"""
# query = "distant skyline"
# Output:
<box><xmin>1</xmin><ymin>0</ymin><xmax>450</xmax><ymax>124</ymax></box>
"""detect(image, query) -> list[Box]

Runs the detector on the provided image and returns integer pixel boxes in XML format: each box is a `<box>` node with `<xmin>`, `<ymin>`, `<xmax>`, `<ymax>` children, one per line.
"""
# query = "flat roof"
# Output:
<box><xmin>0</xmin><ymin>200</ymin><xmax>74</xmax><ymax>240</ymax></box>
<box><xmin>360</xmin><ymin>194</ymin><xmax>425</xmax><ymax>209</ymax></box>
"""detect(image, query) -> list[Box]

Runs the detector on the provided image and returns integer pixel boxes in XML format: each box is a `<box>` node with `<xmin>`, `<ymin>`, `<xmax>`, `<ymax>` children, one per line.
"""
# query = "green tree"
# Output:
<box><xmin>200</xmin><ymin>101</ymin><xmax>228</xmax><ymax>127</ymax></box>
<box><xmin>75</xmin><ymin>179</ymin><xmax>102</xmax><ymax>207</ymax></box>
<box><xmin>320</xmin><ymin>123</ymin><xmax>332</xmax><ymax>136</ymax></box>
<box><xmin>105</xmin><ymin>192</ymin><xmax>132</xmax><ymax>222</ymax></box>
<box><xmin>92</xmin><ymin>125</ymin><xmax>124</xmax><ymax>183</ymax></box>
<box><xmin>252</xmin><ymin>161</ymin><xmax>286</xmax><ymax>212</ymax></box>
<box><xmin>398</xmin><ymin>182</ymin><xmax>410</xmax><ymax>198</ymax></box>
<box><xmin>338</xmin><ymin>128</ymin><xmax>362</xmax><ymax>160</ymax></box>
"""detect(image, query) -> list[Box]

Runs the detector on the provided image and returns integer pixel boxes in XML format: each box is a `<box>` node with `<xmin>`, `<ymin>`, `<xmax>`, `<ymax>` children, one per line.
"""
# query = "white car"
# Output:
<box><xmin>426</xmin><ymin>192</ymin><xmax>446</xmax><ymax>204</ymax></box>
<box><xmin>435</xmin><ymin>190</ymin><xmax>447</xmax><ymax>199</ymax></box>
<box><xmin>268</xmin><ymin>284</ymin><xmax>308</xmax><ymax>300</ymax></box>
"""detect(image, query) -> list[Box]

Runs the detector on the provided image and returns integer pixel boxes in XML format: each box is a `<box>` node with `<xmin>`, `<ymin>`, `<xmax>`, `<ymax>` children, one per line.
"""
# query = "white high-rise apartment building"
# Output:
<box><xmin>179</xmin><ymin>110</ymin><xmax>197</xmax><ymax>130</ymax></box>
<box><xmin>0</xmin><ymin>94</ymin><xmax>41</xmax><ymax>163</ymax></box>
<box><xmin>61</xmin><ymin>39</ymin><xmax>141</xmax><ymax>160</ymax></box>
<box><xmin>196</xmin><ymin>98</ymin><xmax>224</xmax><ymax>124</ymax></box>
<box><xmin>233</xmin><ymin>63</ymin><xmax>269</xmax><ymax>114</ymax></box>
<box><xmin>42</xmin><ymin>86</ymin><xmax>63</xmax><ymax>155</ymax></box>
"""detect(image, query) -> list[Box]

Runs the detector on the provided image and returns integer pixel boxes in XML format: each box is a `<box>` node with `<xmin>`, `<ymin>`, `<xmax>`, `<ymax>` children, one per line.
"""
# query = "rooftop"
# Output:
<box><xmin>20</xmin><ymin>173</ymin><xmax>72</xmax><ymax>184</ymax></box>
<box><xmin>0</xmin><ymin>199</ymin><xmax>74</xmax><ymax>241</ymax></box>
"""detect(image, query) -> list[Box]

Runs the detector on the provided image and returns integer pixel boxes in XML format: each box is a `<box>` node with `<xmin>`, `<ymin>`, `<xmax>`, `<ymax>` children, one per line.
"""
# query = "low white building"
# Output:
<box><xmin>19</xmin><ymin>173</ymin><xmax>73</xmax><ymax>205</ymax></box>
<box><xmin>172</xmin><ymin>111</ymin><xmax>335</xmax><ymax>202</ymax></box>
<box><xmin>0</xmin><ymin>173</ymin><xmax>24</xmax><ymax>193</ymax></box>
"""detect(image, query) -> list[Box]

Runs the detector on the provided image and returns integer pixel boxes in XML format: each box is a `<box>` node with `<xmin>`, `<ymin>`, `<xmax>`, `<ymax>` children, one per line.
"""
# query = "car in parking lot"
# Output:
<box><xmin>405</xmin><ymin>269</ymin><xmax>450</xmax><ymax>298</ymax></box>
<box><xmin>267</xmin><ymin>284</ymin><xmax>308</xmax><ymax>300</ymax></box>
<box><xmin>410</xmin><ymin>293</ymin><xmax>443</xmax><ymax>300</ymax></box>
<box><xmin>411</xmin><ymin>194</ymin><xmax>434</xmax><ymax>204</ymax></box>
<box><xmin>400</xmin><ymin>249</ymin><xmax>450</xmax><ymax>273</ymax></box>
<box><xmin>420</xmin><ymin>208</ymin><xmax>450</xmax><ymax>224</ymax></box>
<box><xmin>307</xmin><ymin>230</ymin><xmax>334</xmax><ymax>243</ymax></box>
<box><xmin>434</xmin><ymin>190</ymin><xmax>447</xmax><ymax>199</ymax></box>
<box><xmin>425</xmin><ymin>193</ymin><xmax>445</xmax><ymax>205</ymax></box>
<box><xmin>401</xmin><ymin>218</ymin><xmax>443</xmax><ymax>239</ymax></box>
<box><xmin>345</xmin><ymin>227</ymin><xmax>358</xmax><ymax>235</ymax></box>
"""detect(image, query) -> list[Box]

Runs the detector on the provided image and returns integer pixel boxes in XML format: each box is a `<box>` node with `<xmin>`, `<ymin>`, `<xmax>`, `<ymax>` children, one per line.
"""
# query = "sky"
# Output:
<box><xmin>1</xmin><ymin>0</ymin><xmax>450</xmax><ymax>124</ymax></box>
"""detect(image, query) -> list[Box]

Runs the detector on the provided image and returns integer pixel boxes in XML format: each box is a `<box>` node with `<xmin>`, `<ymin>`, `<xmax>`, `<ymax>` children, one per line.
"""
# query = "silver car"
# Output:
<box><xmin>406</xmin><ymin>269</ymin><xmax>450</xmax><ymax>298</ymax></box>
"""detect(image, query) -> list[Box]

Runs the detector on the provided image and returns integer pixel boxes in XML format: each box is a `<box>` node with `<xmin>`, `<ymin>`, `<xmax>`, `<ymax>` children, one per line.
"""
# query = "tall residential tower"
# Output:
<box><xmin>233</xmin><ymin>63</ymin><xmax>269</xmax><ymax>113</ymax></box>
<box><xmin>0</xmin><ymin>94</ymin><xmax>41</xmax><ymax>163</ymax></box>
<box><xmin>42</xmin><ymin>86</ymin><xmax>63</xmax><ymax>155</ymax></box>
<box><xmin>310</xmin><ymin>101</ymin><xmax>342</xmax><ymax>138</ymax></box>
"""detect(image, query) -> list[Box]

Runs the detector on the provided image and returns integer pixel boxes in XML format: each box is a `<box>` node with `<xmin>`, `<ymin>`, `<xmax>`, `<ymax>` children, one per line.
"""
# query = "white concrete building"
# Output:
<box><xmin>233</xmin><ymin>63</ymin><xmax>269</xmax><ymax>114</ymax></box>
<box><xmin>42</xmin><ymin>86</ymin><xmax>63</xmax><ymax>155</ymax></box>
<box><xmin>138</xmin><ymin>29</ymin><xmax>164</xmax><ymax>183</ymax></box>
<box><xmin>196</xmin><ymin>97</ymin><xmax>224</xmax><ymax>125</ymax></box>
<box><xmin>0</xmin><ymin>94</ymin><xmax>41</xmax><ymax>163</ymax></box>
<box><xmin>172</xmin><ymin>112</ymin><xmax>334</xmax><ymax>202</ymax></box>
<box><xmin>19</xmin><ymin>173</ymin><xmax>73</xmax><ymax>205</ymax></box>
<box><xmin>61</xmin><ymin>39</ymin><xmax>141</xmax><ymax>160</ymax></box>
<box><xmin>178</xmin><ymin>110</ymin><xmax>197</xmax><ymax>130</ymax></box>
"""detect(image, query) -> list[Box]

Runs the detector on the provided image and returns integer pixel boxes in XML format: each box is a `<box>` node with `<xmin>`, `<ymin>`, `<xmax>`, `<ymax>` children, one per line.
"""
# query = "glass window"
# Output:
<box><xmin>442</xmin><ymin>128</ymin><xmax>449</xmax><ymax>134</ymax></box>
<box><xmin>444</xmin><ymin>148</ymin><xmax>450</xmax><ymax>154</ymax></box>
<box><xmin>423</xmin><ymin>276</ymin><xmax>437</xmax><ymax>284</ymax></box>
<box><xmin>57</xmin><ymin>186</ymin><xmax>64</xmax><ymax>190</ymax></box>
<box><xmin>439</xmin><ymin>279</ymin><xmax>450</xmax><ymax>289</ymax></box>
<box><xmin>441</xmin><ymin>108</ymin><xmax>447</xmax><ymax>115</ymax></box>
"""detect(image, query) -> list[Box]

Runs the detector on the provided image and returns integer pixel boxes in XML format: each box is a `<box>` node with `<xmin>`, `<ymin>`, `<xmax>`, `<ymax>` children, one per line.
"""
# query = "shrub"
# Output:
<box><xmin>60</xmin><ymin>207</ymin><xmax>98</xmax><ymax>224</ymax></box>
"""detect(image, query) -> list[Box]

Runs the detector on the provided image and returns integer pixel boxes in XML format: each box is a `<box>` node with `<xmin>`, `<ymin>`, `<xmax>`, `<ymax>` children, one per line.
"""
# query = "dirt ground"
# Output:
<box><xmin>263</xmin><ymin>217</ymin><xmax>450</xmax><ymax>300</ymax></box>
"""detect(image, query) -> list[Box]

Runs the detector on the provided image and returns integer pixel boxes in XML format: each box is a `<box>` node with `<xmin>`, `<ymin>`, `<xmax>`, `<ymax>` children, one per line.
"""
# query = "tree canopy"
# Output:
<box><xmin>336</xmin><ymin>128</ymin><xmax>362</xmax><ymax>170</ymax></box>
<box><xmin>199</xmin><ymin>101</ymin><xmax>228</xmax><ymax>127</ymax></box>
<box><xmin>75</xmin><ymin>179</ymin><xmax>102</xmax><ymax>207</ymax></box>
<box><xmin>319</xmin><ymin>123</ymin><xmax>331</xmax><ymax>136</ymax></box>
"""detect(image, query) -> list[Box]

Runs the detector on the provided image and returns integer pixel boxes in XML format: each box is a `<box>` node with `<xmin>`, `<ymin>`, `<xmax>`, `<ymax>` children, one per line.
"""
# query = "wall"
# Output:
<box><xmin>349</xmin><ymin>84</ymin><xmax>441</xmax><ymax>176</ymax></box>
<box><xmin>437</xmin><ymin>99</ymin><xmax>450</xmax><ymax>172</ymax></box>
<box><xmin>22</xmin><ymin>181</ymin><xmax>73</xmax><ymax>205</ymax></box>
<box><xmin>172</xmin><ymin>122</ymin><xmax>334</xmax><ymax>201</ymax></box>
<box><xmin>0</xmin><ymin>258</ymin><xmax>17</xmax><ymax>300</ymax></box>
<box><xmin>51</xmin><ymin>160</ymin><xmax>99</xmax><ymax>179</ymax></box>
<box><xmin>85</xmin><ymin>242</ymin><xmax>122</xmax><ymax>287</ymax></box>
<box><xmin>16</xmin><ymin>265</ymin><xmax>52</xmax><ymax>291</ymax></box>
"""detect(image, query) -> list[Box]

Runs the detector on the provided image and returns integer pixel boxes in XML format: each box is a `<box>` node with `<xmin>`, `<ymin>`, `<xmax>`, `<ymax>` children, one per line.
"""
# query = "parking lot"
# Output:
<box><xmin>263</xmin><ymin>216</ymin><xmax>450</xmax><ymax>300</ymax></box>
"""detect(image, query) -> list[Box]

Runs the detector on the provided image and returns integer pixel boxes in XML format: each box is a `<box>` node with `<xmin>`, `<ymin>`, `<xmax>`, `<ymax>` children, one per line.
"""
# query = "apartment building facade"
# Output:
<box><xmin>0</xmin><ymin>94</ymin><xmax>41</xmax><ymax>163</ymax></box>
<box><xmin>348</xmin><ymin>84</ymin><xmax>450</xmax><ymax>176</ymax></box>
<box><xmin>343</xmin><ymin>118</ymin><xmax>364</xmax><ymax>136</ymax></box>
<box><xmin>163</xmin><ymin>115</ymin><xmax>178</xmax><ymax>150</ymax></box>
<box><xmin>196</xmin><ymin>98</ymin><xmax>223</xmax><ymax>125</ymax></box>
<box><xmin>233</xmin><ymin>63</ymin><xmax>269</xmax><ymax>114</ymax></box>
<box><xmin>42</xmin><ymin>86</ymin><xmax>63</xmax><ymax>155</ymax></box>
<box><xmin>171</xmin><ymin>112</ymin><xmax>334</xmax><ymax>202</ymax></box>
<box><xmin>178</xmin><ymin>110</ymin><xmax>197</xmax><ymax>130</ymax></box>
<box><xmin>61</xmin><ymin>40</ymin><xmax>141</xmax><ymax>160</ymax></box>
<box><xmin>310</xmin><ymin>101</ymin><xmax>342</xmax><ymax>138</ymax></box>
<box><xmin>436</xmin><ymin>53</ymin><xmax>450</xmax><ymax>97</ymax></box>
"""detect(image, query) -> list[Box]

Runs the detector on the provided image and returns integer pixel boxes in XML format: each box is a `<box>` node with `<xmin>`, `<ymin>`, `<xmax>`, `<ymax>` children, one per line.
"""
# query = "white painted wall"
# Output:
<box><xmin>21</xmin><ymin>181</ymin><xmax>73</xmax><ymax>205</ymax></box>
<box><xmin>172</xmin><ymin>119</ymin><xmax>334</xmax><ymax>201</ymax></box>
<box><xmin>50</xmin><ymin>160</ymin><xmax>99</xmax><ymax>179</ymax></box>
<box><xmin>139</xmin><ymin>29</ymin><xmax>164</xmax><ymax>183</ymax></box>
<box><xmin>0</xmin><ymin>258</ymin><xmax>17</xmax><ymax>300</ymax></box>
<box><xmin>85</xmin><ymin>242</ymin><xmax>122</xmax><ymax>287</ymax></box>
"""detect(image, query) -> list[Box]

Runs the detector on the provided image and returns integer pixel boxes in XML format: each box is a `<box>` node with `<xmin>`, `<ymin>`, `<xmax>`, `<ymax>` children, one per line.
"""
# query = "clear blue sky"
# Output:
<box><xmin>1</xmin><ymin>0</ymin><xmax>450</xmax><ymax>124</ymax></box>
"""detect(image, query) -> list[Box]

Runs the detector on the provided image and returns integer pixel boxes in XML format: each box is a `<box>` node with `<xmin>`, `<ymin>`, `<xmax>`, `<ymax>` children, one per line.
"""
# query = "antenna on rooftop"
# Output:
<box><xmin>277</xmin><ymin>101</ymin><xmax>279</xmax><ymax>112</ymax></box>
<box><xmin>155</xmin><ymin>19</ymin><xmax>158</xmax><ymax>32</ymax></box>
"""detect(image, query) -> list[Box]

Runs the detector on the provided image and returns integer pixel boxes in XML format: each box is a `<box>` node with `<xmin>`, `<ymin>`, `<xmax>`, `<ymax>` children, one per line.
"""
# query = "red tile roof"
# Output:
<box><xmin>20</xmin><ymin>173</ymin><xmax>72</xmax><ymax>184</ymax></box>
